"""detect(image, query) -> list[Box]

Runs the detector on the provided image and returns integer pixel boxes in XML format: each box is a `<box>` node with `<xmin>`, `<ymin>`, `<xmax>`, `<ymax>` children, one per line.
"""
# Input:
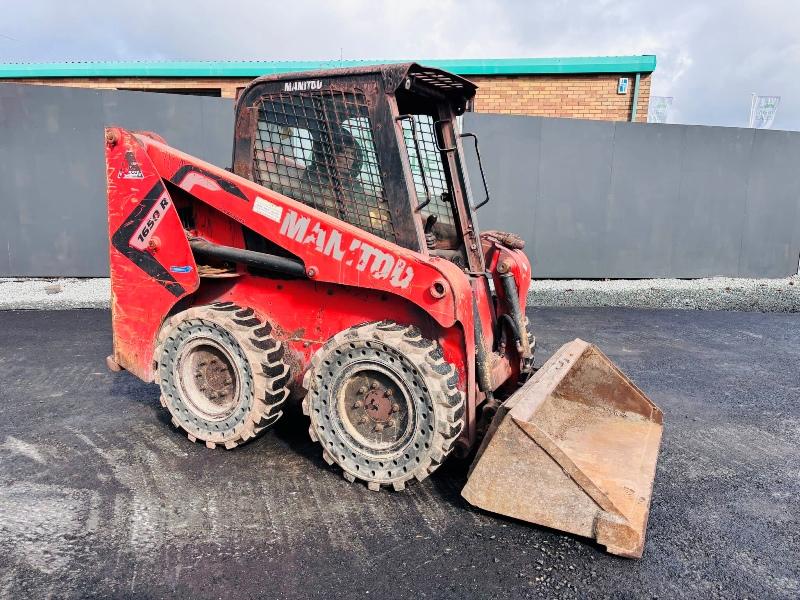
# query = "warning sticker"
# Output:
<box><xmin>253</xmin><ymin>197</ymin><xmax>283</xmax><ymax>222</ymax></box>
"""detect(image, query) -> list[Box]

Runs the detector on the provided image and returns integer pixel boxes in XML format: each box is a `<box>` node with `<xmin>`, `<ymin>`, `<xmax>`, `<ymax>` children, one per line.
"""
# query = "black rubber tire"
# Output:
<box><xmin>155</xmin><ymin>302</ymin><xmax>289</xmax><ymax>449</ymax></box>
<box><xmin>302</xmin><ymin>320</ymin><xmax>465</xmax><ymax>491</ymax></box>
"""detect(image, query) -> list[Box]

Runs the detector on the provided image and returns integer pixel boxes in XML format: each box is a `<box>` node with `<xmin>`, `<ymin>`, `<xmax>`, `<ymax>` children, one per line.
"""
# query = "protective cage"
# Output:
<box><xmin>233</xmin><ymin>64</ymin><xmax>479</xmax><ymax>254</ymax></box>
<box><xmin>252</xmin><ymin>89</ymin><xmax>397</xmax><ymax>242</ymax></box>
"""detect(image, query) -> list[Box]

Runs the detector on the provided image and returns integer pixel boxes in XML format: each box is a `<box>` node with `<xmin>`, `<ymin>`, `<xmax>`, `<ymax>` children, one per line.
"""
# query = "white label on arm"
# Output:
<box><xmin>253</xmin><ymin>197</ymin><xmax>283</xmax><ymax>222</ymax></box>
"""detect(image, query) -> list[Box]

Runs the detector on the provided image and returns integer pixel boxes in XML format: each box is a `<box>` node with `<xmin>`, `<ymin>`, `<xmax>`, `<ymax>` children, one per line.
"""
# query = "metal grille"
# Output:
<box><xmin>401</xmin><ymin>115</ymin><xmax>456</xmax><ymax>225</ymax></box>
<box><xmin>253</xmin><ymin>90</ymin><xmax>395</xmax><ymax>242</ymax></box>
<box><xmin>414</xmin><ymin>69</ymin><xmax>469</xmax><ymax>92</ymax></box>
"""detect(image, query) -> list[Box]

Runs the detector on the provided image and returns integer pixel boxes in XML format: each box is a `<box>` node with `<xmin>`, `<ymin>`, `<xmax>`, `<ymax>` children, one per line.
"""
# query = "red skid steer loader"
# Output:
<box><xmin>105</xmin><ymin>64</ymin><xmax>663</xmax><ymax>558</ymax></box>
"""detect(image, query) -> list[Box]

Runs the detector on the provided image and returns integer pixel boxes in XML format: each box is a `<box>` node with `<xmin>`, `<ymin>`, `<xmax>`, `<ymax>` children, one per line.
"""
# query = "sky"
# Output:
<box><xmin>1</xmin><ymin>0</ymin><xmax>797</xmax><ymax>130</ymax></box>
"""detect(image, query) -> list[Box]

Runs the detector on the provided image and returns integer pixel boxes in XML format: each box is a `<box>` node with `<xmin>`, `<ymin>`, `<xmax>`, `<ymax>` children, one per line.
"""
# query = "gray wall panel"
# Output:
<box><xmin>2</xmin><ymin>88</ymin><xmax>799</xmax><ymax>279</ymax></box>
<box><xmin>0</xmin><ymin>84</ymin><xmax>233</xmax><ymax>277</ymax></box>
<box><xmin>464</xmin><ymin>113</ymin><xmax>800</xmax><ymax>278</ymax></box>
<box><xmin>534</xmin><ymin>118</ymin><xmax>616</xmax><ymax>278</ymax></box>
<box><xmin>673</xmin><ymin>126</ymin><xmax>752</xmax><ymax>277</ymax></box>
<box><xmin>606</xmin><ymin>122</ymin><xmax>684</xmax><ymax>278</ymax></box>
<box><xmin>739</xmin><ymin>129</ymin><xmax>800</xmax><ymax>277</ymax></box>
<box><xmin>468</xmin><ymin>114</ymin><xmax>541</xmax><ymax>263</ymax></box>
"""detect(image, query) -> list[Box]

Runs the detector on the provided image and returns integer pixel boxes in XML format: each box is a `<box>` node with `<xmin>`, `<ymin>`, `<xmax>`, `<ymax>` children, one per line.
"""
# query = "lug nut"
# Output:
<box><xmin>387</xmin><ymin>419</ymin><xmax>396</xmax><ymax>428</ymax></box>
<box><xmin>390</xmin><ymin>403</ymin><xmax>400</xmax><ymax>413</ymax></box>
<box><xmin>374</xmin><ymin>423</ymin><xmax>384</xmax><ymax>432</ymax></box>
<box><xmin>357</xmin><ymin>386</ymin><xmax>367</xmax><ymax>395</ymax></box>
<box><xmin>208</xmin><ymin>391</ymin><xmax>218</xmax><ymax>399</ymax></box>
<box><xmin>224</xmin><ymin>378</ymin><xmax>232</xmax><ymax>385</ymax></box>
<box><xmin>353</xmin><ymin>400</ymin><xmax>363</xmax><ymax>409</ymax></box>
<box><xmin>358</xmin><ymin>415</ymin><xmax>369</xmax><ymax>425</ymax></box>
<box><xmin>371</xmin><ymin>381</ymin><xmax>379</xmax><ymax>390</ymax></box>
<box><xmin>385</xmin><ymin>389</ymin><xmax>394</xmax><ymax>397</ymax></box>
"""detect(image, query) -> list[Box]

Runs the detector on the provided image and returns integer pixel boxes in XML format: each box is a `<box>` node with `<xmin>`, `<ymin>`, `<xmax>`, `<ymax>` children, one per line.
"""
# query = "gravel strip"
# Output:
<box><xmin>2</xmin><ymin>275</ymin><xmax>800</xmax><ymax>312</ymax></box>
<box><xmin>0</xmin><ymin>278</ymin><xmax>110</xmax><ymax>310</ymax></box>
<box><xmin>529</xmin><ymin>275</ymin><xmax>800</xmax><ymax>312</ymax></box>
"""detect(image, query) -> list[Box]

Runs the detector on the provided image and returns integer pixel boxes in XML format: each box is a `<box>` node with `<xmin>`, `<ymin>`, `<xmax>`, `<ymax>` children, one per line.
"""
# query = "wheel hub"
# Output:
<box><xmin>178</xmin><ymin>340</ymin><xmax>239</xmax><ymax>421</ymax></box>
<box><xmin>339</xmin><ymin>367</ymin><xmax>411</xmax><ymax>449</ymax></box>
<box><xmin>363</xmin><ymin>384</ymin><xmax>397</xmax><ymax>423</ymax></box>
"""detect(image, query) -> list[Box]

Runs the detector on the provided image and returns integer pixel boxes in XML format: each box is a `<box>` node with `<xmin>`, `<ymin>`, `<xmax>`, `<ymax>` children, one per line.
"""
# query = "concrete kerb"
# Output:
<box><xmin>2</xmin><ymin>276</ymin><xmax>800</xmax><ymax>312</ymax></box>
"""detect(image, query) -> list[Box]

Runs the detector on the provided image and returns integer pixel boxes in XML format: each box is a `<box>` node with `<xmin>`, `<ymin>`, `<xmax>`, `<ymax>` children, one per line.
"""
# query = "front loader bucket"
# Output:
<box><xmin>462</xmin><ymin>339</ymin><xmax>663</xmax><ymax>558</ymax></box>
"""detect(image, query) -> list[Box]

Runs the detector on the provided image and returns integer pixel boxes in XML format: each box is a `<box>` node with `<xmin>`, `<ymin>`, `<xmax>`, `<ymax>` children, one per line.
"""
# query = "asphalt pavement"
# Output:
<box><xmin>0</xmin><ymin>308</ymin><xmax>798</xmax><ymax>599</ymax></box>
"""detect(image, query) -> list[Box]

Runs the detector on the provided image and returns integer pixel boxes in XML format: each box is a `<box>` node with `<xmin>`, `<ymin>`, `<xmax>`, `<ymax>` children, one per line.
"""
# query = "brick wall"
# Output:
<box><xmin>2</xmin><ymin>77</ymin><xmax>248</xmax><ymax>98</ymax></box>
<box><xmin>470</xmin><ymin>73</ymin><xmax>651</xmax><ymax>122</ymax></box>
<box><xmin>3</xmin><ymin>73</ymin><xmax>651</xmax><ymax>121</ymax></box>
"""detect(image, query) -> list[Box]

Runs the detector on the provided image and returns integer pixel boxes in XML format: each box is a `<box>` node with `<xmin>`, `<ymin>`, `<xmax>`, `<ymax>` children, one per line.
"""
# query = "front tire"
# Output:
<box><xmin>302</xmin><ymin>321</ymin><xmax>465</xmax><ymax>491</ymax></box>
<box><xmin>155</xmin><ymin>303</ymin><xmax>290</xmax><ymax>449</ymax></box>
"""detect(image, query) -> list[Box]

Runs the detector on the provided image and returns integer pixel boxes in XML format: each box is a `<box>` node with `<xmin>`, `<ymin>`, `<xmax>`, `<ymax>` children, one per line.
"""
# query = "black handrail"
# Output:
<box><xmin>459</xmin><ymin>132</ymin><xmax>491</xmax><ymax>210</ymax></box>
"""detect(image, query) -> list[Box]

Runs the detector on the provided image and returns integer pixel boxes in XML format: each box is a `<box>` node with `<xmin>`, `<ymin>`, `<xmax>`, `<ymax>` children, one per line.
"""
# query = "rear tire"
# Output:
<box><xmin>155</xmin><ymin>303</ymin><xmax>290</xmax><ymax>449</ymax></box>
<box><xmin>302</xmin><ymin>321</ymin><xmax>465</xmax><ymax>491</ymax></box>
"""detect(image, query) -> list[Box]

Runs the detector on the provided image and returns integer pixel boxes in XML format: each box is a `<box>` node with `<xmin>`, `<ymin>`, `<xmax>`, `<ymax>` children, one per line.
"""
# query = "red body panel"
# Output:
<box><xmin>190</xmin><ymin>275</ymin><xmax>467</xmax><ymax>391</ymax></box>
<box><xmin>106</xmin><ymin>130</ymin><xmax>199</xmax><ymax>379</ymax></box>
<box><xmin>142</xmin><ymin>134</ymin><xmax>470</xmax><ymax>328</ymax></box>
<box><xmin>105</xmin><ymin>127</ymin><xmax>530</xmax><ymax>451</ymax></box>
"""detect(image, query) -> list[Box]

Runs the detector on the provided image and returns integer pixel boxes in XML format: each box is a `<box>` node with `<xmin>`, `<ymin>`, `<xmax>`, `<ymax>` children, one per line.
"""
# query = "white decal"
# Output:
<box><xmin>371</xmin><ymin>251</ymin><xmax>395</xmax><ymax>279</ymax></box>
<box><xmin>278</xmin><ymin>210</ymin><xmax>414</xmax><ymax>289</ymax></box>
<box><xmin>284</xmin><ymin>80</ymin><xmax>323</xmax><ymax>92</ymax></box>
<box><xmin>303</xmin><ymin>222</ymin><xmax>325</xmax><ymax>249</ymax></box>
<box><xmin>354</xmin><ymin>241</ymin><xmax>378</xmax><ymax>271</ymax></box>
<box><xmin>130</xmin><ymin>192</ymin><xmax>171</xmax><ymax>251</ymax></box>
<box><xmin>323</xmin><ymin>229</ymin><xmax>345</xmax><ymax>260</ymax></box>
<box><xmin>279</xmin><ymin>210</ymin><xmax>310</xmax><ymax>241</ymax></box>
<box><xmin>253</xmin><ymin>196</ymin><xmax>283</xmax><ymax>222</ymax></box>
<box><xmin>118</xmin><ymin>151</ymin><xmax>144</xmax><ymax>179</ymax></box>
<box><xmin>390</xmin><ymin>259</ymin><xmax>414</xmax><ymax>288</ymax></box>
<box><xmin>119</xmin><ymin>169</ymin><xmax>143</xmax><ymax>180</ymax></box>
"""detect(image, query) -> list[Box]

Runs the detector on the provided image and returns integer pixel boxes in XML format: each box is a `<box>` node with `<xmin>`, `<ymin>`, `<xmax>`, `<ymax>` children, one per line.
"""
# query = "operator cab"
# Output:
<box><xmin>232</xmin><ymin>63</ymin><xmax>483</xmax><ymax>273</ymax></box>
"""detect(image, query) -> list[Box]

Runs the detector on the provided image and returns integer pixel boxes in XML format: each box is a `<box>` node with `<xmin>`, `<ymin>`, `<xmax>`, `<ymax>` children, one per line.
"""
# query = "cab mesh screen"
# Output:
<box><xmin>253</xmin><ymin>90</ymin><xmax>396</xmax><ymax>242</ymax></box>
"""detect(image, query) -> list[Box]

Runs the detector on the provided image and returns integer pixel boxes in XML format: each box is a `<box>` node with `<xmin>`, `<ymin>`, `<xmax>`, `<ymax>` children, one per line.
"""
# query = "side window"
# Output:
<box><xmin>401</xmin><ymin>115</ymin><xmax>457</xmax><ymax>226</ymax></box>
<box><xmin>253</xmin><ymin>91</ymin><xmax>396</xmax><ymax>243</ymax></box>
<box><xmin>342</xmin><ymin>117</ymin><xmax>383</xmax><ymax>198</ymax></box>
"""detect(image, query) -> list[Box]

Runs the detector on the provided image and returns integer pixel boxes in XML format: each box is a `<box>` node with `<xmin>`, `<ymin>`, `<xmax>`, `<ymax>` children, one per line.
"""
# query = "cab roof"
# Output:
<box><xmin>239</xmin><ymin>62</ymin><xmax>477</xmax><ymax>107</ymax></box>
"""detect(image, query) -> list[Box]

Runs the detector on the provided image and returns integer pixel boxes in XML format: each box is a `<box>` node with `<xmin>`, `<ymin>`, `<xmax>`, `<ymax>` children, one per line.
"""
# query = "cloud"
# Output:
<box><xmin>1</xmin><ymin>0</ymin><xmax>797</xmax><ymax>129</ymax></box>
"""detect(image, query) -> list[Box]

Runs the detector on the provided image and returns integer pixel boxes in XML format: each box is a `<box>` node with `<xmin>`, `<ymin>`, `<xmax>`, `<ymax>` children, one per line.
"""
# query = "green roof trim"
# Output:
<box><xmin>0</xmin><ymin>56</ymin><xmax>656</xmax><ymax>79</ymax></box>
